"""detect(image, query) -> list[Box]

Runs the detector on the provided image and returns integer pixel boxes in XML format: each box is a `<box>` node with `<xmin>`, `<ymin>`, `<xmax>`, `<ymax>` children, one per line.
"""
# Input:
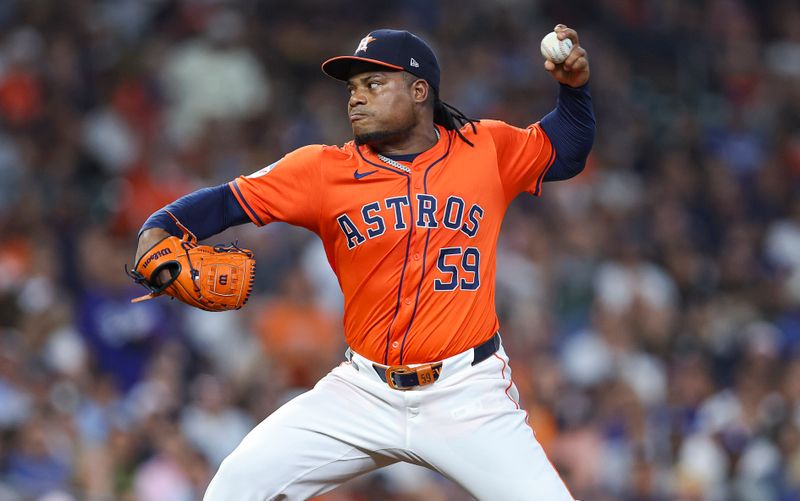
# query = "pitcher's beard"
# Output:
<box><xmin>354</xmin><ymin>123</ymin><xmax>415</xmax><ymax>148</ymax></box>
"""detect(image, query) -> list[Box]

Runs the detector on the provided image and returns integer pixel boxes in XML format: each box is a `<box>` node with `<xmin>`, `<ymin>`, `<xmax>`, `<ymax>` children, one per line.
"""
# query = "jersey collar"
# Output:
<box><xmin>358</xmin><ymin>124</ymin><xmax>449</xmax><ymax>170</ymax></box>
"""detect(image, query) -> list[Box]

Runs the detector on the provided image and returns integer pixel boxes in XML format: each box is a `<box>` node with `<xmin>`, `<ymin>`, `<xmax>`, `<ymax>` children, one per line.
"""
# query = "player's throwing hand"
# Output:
<box><xmin>544</xmin><ymin>24</ymin><xmax>590</xmax><ymax>88</ymax></box>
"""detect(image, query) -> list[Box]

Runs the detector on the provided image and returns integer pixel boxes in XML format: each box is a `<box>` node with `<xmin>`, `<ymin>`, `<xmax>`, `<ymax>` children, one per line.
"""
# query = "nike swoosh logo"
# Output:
<box><xmin>354</xmin><ymin>169</ymin><xmax>378</xmax><ymax>180</ymax></box>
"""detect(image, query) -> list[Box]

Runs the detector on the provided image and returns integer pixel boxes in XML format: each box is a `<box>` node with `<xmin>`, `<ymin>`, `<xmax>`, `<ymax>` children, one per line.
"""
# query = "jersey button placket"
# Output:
<box><xmin>394</xmin><ymin>165</ymin><xmax>426</xmax><ymax>360</ymax></box>
<box><xmin>410</xmin><ymin>161</ymin><xmax>422</xmax><ymax>189</ymax></box>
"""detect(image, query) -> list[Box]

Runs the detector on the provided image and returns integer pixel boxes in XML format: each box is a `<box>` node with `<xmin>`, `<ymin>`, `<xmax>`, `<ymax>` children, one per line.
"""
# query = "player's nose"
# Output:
<box><xmin>348</xmin><ymin>89</ymin><xmax>367</xmax><ymax>108</ymax></box>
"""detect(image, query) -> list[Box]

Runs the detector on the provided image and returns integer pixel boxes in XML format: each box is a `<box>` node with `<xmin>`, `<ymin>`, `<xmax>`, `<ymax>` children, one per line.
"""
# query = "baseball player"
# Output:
<box><xmin>134</xmin><ymin>25</ymin><xmax>594</xmax><ymax>500</ymax></box>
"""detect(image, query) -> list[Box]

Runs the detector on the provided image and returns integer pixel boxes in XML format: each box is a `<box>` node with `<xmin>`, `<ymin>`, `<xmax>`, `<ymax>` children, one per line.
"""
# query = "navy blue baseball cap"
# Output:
<box><xmin>322</xmin><ymin>29</ymin><xmax>440</xmax><ymax>93</ymax></box>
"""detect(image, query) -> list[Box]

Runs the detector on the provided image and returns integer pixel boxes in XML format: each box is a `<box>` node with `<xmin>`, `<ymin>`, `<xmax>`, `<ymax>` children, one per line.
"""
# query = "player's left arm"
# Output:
<box><xmin>538</xmin><ymin>24</ymin><xmax>595</xmax><ymax>182</ymax></box>
<box><xmin>138</xmin><ymin>184</ymin><xmax>250</xmax><ymax>242</ymax></box>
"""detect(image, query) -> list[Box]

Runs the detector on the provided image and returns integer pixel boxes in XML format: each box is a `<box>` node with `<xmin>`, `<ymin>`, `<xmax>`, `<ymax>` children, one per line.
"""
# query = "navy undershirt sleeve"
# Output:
<box><xmin>539</xmin><ymin>83</ymin><xmax>595</xmax><ymax>182</ymax></box>
<box><xmin>139</xmin><ymin>184</ymin><xmax>250</xmax><ymax>240</ymax></box>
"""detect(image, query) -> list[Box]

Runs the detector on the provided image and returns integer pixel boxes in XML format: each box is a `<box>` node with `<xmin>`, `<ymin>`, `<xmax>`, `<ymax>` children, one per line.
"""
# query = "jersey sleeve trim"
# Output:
<box><xmin>531</xmin><ymin>140</ymin><xmax>556</xmax><ymax>196</ymax></box>
<box><xmin>229</xmin><ymin>180</ymin><xmax>265</xmax><ymax>226</ymax></box>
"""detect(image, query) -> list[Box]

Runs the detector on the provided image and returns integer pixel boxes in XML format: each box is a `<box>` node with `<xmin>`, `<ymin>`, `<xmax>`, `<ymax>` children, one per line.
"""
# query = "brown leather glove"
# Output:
<box><xmin>126</xmin><ymin>213</ymin><xmax>255</xmax><ymax>311</ymax></box>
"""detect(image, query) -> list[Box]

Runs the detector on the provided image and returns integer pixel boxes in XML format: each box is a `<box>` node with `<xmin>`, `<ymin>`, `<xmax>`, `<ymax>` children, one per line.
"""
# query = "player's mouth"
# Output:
<box><xmin>349</xmin><ymin>112</ymin><xmax>369</xmax><ymax>123</ymax></box>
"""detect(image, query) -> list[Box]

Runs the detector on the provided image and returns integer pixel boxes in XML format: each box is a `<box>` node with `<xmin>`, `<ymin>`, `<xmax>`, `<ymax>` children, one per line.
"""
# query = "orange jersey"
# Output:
<box><xmin>230</xmin><ymin>121</ymin><xmax>554</xmax><ymax>365</ymax></box>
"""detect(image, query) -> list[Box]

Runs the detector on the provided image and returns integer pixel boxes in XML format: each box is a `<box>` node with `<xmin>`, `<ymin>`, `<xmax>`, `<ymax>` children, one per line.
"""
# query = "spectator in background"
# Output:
<box><xmin>252</xmin><ymin>267</ymin><xmax>342</xmax><ymax>390</ymax></box>
<box><xmin>161</xmin><ymin>9</ymin><xmax>271</xmax><ymax>148</ymax></box>
<box><xmin>133</xmin><ymin>420</ymin><xmax>208</xmax><ymax>501</ymax></box>
<box><xmin>5</xmin><ymin>415</ymin><xmax>71</xmax><ymax>499</ymax></box>
<box><xmin>0</xmin><ymin>27</ymin><xmax>44</xmax><ymax>127</ymax></box>
<box><xmin>75</xmin><ymin>228</ymin><xmax>176</xmax><ymax>392</ymax></box>
<box><xmin>180</xmin><ymin>374</ymin><xmax>253</xmax><ymax>468</ymax></box>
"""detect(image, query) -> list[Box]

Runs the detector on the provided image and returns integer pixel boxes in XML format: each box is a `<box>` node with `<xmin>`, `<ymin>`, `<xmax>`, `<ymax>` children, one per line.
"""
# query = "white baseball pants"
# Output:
<box><xmin>204</xmin><ymin>341</ymin><xmax>574</xmax><ymax>500</ymax></box>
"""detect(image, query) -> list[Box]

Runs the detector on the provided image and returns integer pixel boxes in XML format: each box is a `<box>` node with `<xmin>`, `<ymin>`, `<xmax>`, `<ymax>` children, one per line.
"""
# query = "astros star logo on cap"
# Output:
<box><xmin>356</xmin><ymin>35</ymin><xmax>376</xmax><ymax>53</ymax></box>
<box><xmin>322</xmin><ymin>29</ymin><xmax>441</xmax><ymax>93</ymax></box>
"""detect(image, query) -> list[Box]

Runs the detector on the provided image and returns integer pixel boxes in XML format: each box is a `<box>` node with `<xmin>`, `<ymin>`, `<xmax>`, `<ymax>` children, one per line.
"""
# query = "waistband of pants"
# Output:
<box><xmin>345</xmin><ymin>332</ymin><xmax>501</xmax><ymax>389</ymax></box>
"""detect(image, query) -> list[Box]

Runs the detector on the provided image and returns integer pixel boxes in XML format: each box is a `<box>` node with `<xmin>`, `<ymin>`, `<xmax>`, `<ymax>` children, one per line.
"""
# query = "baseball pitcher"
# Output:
<box><xmin>130</xmin><ymin>25</ymin><xmax>594</xmax><ymax>500</ymax></box>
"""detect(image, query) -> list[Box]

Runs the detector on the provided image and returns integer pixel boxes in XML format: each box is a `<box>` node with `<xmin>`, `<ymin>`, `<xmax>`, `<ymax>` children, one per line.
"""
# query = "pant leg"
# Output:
<box><xmin>204</xmin><ymin>364</ymin><xmax>402</xmax><ymax>501</ymax></box>
<box><xmin>409</xmin><ymin>348</ymin><xmax>575</xmax><ymax>501</ymax></box>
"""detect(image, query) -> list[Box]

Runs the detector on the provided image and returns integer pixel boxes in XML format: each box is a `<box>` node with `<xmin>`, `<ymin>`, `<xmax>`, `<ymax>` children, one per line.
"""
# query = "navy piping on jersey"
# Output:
<box><xmin>532</xmin><ymin>142</ymin><xmax>557</xmax><ymax>196</ymax></box>
<box><xmin>398</xmin><ymin>131</ymin><xmax>453</xmax><ymax>364</ymax></box>
<box><xmin>231</xmin><ymin>182</ymin><xmax>265</xmax><ymax>226</ymax></box>
<box><xmin>355</xmin><ymin>145</ymin><xmax>414</xmax><ymax>364</ymax></box>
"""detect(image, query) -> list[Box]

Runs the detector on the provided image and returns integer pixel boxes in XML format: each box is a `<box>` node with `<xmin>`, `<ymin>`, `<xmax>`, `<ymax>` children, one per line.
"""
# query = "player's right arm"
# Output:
<box><xmin>133</xmin><ymin>145</ymin><xmax>324</xmax><ymax>265</ymax></box>
<box><xmin>481</xmin><ymin>24</ymin><xmax>594</xmax><ymax>203</ymax></box>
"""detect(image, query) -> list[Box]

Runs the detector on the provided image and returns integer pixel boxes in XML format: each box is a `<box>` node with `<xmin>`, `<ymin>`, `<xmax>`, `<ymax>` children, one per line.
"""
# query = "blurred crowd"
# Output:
<box><xmin>1</xmin><ymin>0</ymin><xmax>799</xmax><ymax>499</ymax></box>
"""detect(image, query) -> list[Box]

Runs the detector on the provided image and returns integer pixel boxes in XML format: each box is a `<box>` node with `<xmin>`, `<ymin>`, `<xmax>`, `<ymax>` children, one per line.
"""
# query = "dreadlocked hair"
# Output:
<box><xmin>433</xmin><ymin>91</ymin><xmax>478</xmax><ymax>147</ymax></box>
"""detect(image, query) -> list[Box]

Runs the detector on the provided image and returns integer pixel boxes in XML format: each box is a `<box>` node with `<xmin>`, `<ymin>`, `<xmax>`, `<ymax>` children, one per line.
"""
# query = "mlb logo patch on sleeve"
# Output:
<box><xmin>247</xmin><ymin>161</ymin><xmax>279</xmax><ymax>178</ymax></box>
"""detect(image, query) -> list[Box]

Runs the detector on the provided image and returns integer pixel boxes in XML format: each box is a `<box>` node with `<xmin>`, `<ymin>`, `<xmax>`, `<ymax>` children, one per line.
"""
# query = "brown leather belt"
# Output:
<box><xmin>372</xmin><ymin>332</ymin><xmax>500</xmax><ymax>390</ymax></box>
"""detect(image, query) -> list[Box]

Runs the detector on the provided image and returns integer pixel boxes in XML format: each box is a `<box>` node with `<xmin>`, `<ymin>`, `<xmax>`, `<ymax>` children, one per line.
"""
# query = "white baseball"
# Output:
<box><xmin>540</xmin><ymin>31</ymin><xmax>573</xmax><ymax>64</ymax></box>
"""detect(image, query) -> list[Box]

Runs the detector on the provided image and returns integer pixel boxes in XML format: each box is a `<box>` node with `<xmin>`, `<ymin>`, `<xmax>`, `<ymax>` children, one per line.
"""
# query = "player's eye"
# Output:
<box><xmin>368</xmin><ymin>82</ymin><xmax>380</xmax><ymax>89</ymax></box>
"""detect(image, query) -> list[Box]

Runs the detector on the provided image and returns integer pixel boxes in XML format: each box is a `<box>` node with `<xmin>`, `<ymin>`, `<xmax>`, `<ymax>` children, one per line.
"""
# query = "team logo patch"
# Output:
<box><xmin>246</xmin><ymin>161</ymin><xmax>279</xmax><ymax>178</ymax></box>
<box><xmin>356</xmin><ymin>35</ymin><xmax>376</xmax><ymax>53</ymax></box>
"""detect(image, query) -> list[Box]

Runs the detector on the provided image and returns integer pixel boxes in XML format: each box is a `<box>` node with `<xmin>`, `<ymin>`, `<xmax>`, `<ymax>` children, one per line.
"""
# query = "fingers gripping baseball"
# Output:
<box><xmin>543</xmin><ymin>24</ymin><xmax>590</xmax><ymax>88</ymax></box>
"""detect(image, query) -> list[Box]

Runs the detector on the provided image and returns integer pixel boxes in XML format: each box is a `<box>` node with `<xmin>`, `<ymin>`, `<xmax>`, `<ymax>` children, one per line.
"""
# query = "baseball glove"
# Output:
<box><xmin>126</xmin><ymin>212</ymin><xmax>256</xmax><ymax>311</ymax></box>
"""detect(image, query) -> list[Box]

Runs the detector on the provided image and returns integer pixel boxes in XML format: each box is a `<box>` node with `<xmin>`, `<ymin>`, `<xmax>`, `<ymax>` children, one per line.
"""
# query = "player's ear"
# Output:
<box><xmin>411</xmin><ymin>78</ymin><xmax>429</xmax><ymax>105</ymax></box>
